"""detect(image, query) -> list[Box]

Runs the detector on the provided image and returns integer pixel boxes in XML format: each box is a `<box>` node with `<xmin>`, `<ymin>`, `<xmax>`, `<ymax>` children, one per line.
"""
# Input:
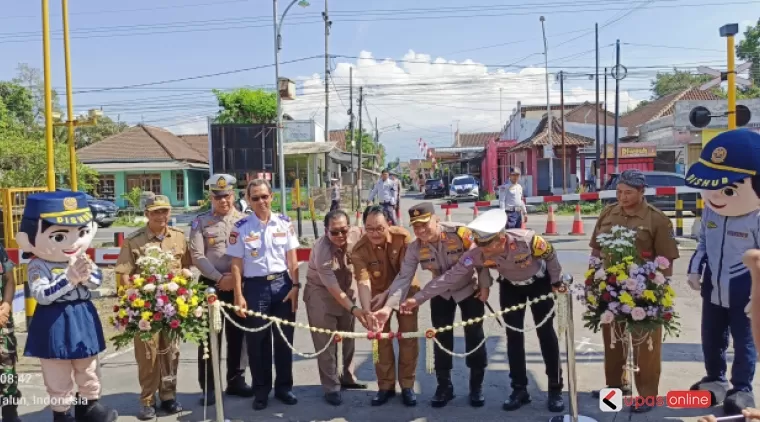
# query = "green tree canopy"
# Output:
<box><xmin>212</xmin><ymin>88</ymin><xmax>277</xmax><ymax>124</ymax></box>
<box><xmin>737</xmin><ymin>18</ymin><xmax>760</xmax><ymax>98</ymax></box>
<box><xmin>74</xmin><ymin>114</ymin><xmax>129</xmax><ymax>149</ymax></box>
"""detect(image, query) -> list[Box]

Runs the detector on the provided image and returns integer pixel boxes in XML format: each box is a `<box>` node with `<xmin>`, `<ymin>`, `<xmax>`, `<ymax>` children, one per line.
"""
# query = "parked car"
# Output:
<box><xmin>424</xmin><ymin>178</ymin><xmax>446</xmax><ymax>198</ymax></box>
<box><xmin>449</xmin><ymin>175</ymin><xmax>480</xmax><ymax>200</ymax></box>
<box><xmin>602</xmin><ymin>171</ymin><xmax>697</xmax><ymax>212</ymax></box>
<box><xmin>56</xmin><ymin>189</ymin><xmax>119</xmax><ymax>228</ymax></box>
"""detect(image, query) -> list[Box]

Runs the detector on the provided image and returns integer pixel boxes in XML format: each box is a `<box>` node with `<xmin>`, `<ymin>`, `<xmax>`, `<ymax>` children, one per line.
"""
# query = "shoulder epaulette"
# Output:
<box><xmin>126</xmin><ymin>228</ymin><xmax>144</xmax><ymax>240</ymax></box>
<box><xmin>279</xmin><ymin>213</ymin><xmax>291</xmax><ymax>222</ymax></box>
<box><xmin>234</xmin><ymin>217</ymin><xmax>249</xmax><ymax>228</ymax></box>
<box><xmin>168</xmin><ymin>226</ymin><xmax>184</xmax><ymax>233</ymax></box>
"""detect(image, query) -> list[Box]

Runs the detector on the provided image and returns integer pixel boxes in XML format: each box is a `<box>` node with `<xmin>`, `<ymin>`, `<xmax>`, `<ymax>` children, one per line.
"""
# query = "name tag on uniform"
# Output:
<box><xmin>273</xmin><ymin>232</ymin><xmax>287</xmax><ymax>238</ymax></box>
<box><xmin>244</xmin><ymin>235</ymin><xmax>259</xmax><ymax>242</ymax></box>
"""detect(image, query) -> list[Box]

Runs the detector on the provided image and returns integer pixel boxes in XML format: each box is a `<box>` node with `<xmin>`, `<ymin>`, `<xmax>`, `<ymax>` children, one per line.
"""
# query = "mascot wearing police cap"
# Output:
<box><xmin>686</xmin><ymin>129</ymin><xmax>760</xmax><ymax>415</ymax></box>
<box><xmin>15</xmin><ymin>191</ymin><xmax>118</xmax><ymax>422</ymax></box>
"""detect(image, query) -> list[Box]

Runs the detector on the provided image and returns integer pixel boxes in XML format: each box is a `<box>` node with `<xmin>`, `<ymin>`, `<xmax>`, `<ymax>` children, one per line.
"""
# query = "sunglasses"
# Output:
<box><xmin>365</xmin><ymin>226</ymin><xmax>386</xmax><ymax>234</ymax></box>
<box><xmin>329</xmin><ymin>228</ymin><xmax>349</xmax><ymax>236</ymax></box>
<box><xmin>250</xmin><ymin>194</ymin><xmax>270</xmax><ymax>202</ymax></box>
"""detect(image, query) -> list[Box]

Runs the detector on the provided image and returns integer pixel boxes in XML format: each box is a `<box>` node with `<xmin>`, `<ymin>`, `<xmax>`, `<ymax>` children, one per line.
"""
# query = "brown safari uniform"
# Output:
<box><xmin>114</xmin><ymin>225</ymin><xmax>191</xmax><ymax>406</ymax></box>
<box><xmin>304</xmin><ymin>226</ymin><xmax>363</xmax><ymax>393</ymax></box>
<box><xmin>350</xmin><ymin>226</ymin><xmax>419</xmax><ymax>391</ymax></box>
<box><xmin>590</xmin><ymin>200</ymin><xmax>679</xmax><ymax>397</ymax></box>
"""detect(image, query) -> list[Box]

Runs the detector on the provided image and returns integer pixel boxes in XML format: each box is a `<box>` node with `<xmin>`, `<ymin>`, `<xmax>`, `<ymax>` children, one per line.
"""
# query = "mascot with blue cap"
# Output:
<box><xmin>686</xmin><ymin>129</ymin><xmax>760</xmax><ymax>416</ymax></box>
<box><xmin>16</xmin><ymin>191</ymin><xmax>118</xmax><ymax>422</ymax></box>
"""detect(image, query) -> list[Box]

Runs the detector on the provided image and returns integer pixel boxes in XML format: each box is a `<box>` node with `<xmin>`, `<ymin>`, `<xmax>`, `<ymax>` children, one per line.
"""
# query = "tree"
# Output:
<box><xmin>212</xmin><ymin>88</ymin><xmax>277</xmax><ymax>124</ymax></box>
<box><xmin>12</xmin><ymin>63</ymin><xmax>62</xmax><ymax>124</ymax></box>
<box><xmin>738</xmin><ymin>18</ymin><xmax>760</xmax><ymax>87</ymax></box>
<box><xmin>651</xmin><ymin>69</ymin><xmax>715</xmax><ymax>99</ymax></box>
<box><xmin>74</xmin><ymin>114</ymin><xmax>129</xmax><ymax>149</ymax></box>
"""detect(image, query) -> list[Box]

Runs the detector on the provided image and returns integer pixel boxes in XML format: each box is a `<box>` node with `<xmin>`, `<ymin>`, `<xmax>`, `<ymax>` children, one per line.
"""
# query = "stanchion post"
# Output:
<box><xmin>205</xmin><ymin>287</ymin><xmax>225</xmax><ymax>422</ymax></box>
<box><xmin>675</xmin><ymin>197</ymin><xmax>684</xmax><ymax>237</ymax></box>
<box><xmin>550</xmin><ymin>274</ymin><xmax>598</xmax><ymax>422</ymax></box>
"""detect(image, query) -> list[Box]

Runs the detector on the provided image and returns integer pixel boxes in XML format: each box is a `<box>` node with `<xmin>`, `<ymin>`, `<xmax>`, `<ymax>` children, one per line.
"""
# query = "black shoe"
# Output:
<box><xmin>341</xmin><ymin>382</ymin><xmax>368</xmax><ymax>390</ymax></box>
<box><xmin>53</xmin><ymin>410</ymin><xmax>76</xmax><ymax>422</ymax></box>
<box><xmin>469</xmin><ymin>368</ymin><xmax>486</xmax><ymax>408</ymax></box>
<box><xmin>135</xmin><ymin>406</ymin><xmax>155</xmax><ymax>421</ymax></box>
<box><xmin>591</xmin><ymin>386</ymin><xmax>632</xmax><ymax>398</ymax></box>
<box><xmin>631</xmin><ymin>403</ymin><xmax>653</xmax><ymax>413</ymax></box>
<box><xmin>401</xmin><ymin>388</ymin><xmax>417</xmax><ymax>407</ymax></box>
<box><xmin>199</xmin><ymin>390</ymin><xmax>216</xmax><ymax>406</ymax></box>
<box><xmin>159</xmin><ymin>399</ymin><xmax>182</xmax><ymax>414</ymax></box>
<box><xmin>225</xmin><ymin>378</ymin><xmax>255</xmax><ymax>398</ymax></box>
<box><xmin>274</xmin><ymin>390</ymin><xmax>298</xmax><ymax>405</ymax></box>
<box><xmin>252</xmin><ymin>398</ymin><xmax>268</xmax><ymax>411</ymax></box>
<box><xmin>2</xmin><ymin>404</ymin><xmax>21</xmax><ymax>422</ymax></box>
<box><xmin>74</xmin><ymin>399</ymin><xmax>119</xmax><ymax>422</ymax></box>
<box><xmin>548</xmin><ymin>392</ymin><xmax>565</xmax><ymax>412</ymax></box>
<box><xmin>371</xmin><ymin>390</ymin><xmax>396</xmax><ymax>406</ymax></box>
<box><xmin>724</xmin><ymin>390</ymin><xmax>756</xmax><ymax>415</ymax></box>
<box><xmin>324</xmin><ymin>392</ymin><xmax>342</xmax><ymax>406</ymax></box>
<box><xmin>431</xmin><ymin>383</ymin><xmax>454</xmax><ymax>408</ymax></box>
<box><xmin>503</xmin><ymin>390</ymin><xmax>531</xmax><ymax>411</ymax></box>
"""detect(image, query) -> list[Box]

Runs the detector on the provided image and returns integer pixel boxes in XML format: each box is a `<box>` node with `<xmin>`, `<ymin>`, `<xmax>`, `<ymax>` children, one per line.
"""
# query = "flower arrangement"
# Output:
<box><xmin>110</xmin><ymin>245</ymin><xmax>209</xmax><ymax>350</ymax></box>
<box><xmin>575</xmin><ymin>225</ymin><xmax>681</xmax><ymax>338</ymax></box>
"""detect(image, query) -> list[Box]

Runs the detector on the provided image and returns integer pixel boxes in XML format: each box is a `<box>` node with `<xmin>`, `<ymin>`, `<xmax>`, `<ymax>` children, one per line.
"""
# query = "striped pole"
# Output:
<box><xmin>24</xmin><ymin>279</ymin><xmax>35</xmax><ymax>328</ymax></box>
<box><xmin>675</xmin><ymin>197</ymin><xmax>684</xmax><ymax>237</ymax></box>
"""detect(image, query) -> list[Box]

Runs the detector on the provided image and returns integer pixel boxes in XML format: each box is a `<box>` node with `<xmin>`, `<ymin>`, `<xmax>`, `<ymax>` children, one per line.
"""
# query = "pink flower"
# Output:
<box><xmin>653</xmin><ymin>272</ymin><xmax>666</xmax><ymax>285</ymax></box>
<box><xmin>600</xmin><ymin>310</ymin><xmax>615</xmax><ymax>324</ymax></box>
<box><xmin>138</xmin><ymin>319</ymin><xmax>152</xmax><ymax>331</ymax></box>
<box><xmin>624</xmin><ymin>278</ymin><xmax>638</xmax><ymax>291</ymax></box>
<box><xmin>654</xmin><ymin>256</ymin><xmax>670</xmax><ymax>270</ymax></box>
<box><xmin>631</xmin><ymin>307</ymin><xmax>647</xmax><ymax>321</ymax></box>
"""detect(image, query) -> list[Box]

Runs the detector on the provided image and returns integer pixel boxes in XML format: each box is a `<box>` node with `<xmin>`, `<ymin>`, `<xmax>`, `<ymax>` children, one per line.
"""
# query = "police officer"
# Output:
<box><xmin>373</xmin><ymin>202</ymin><xmax>489</xmax><ymax>408</ymax></box>
<box><xmin>189</xmin><ymin>174</ymin><xmax>254</xmax><ymax>405</ymax></box>
<box><xmin>499</xmin><ymin>167</ymin><xmax>527</xmax><ymax>229</ymax></box>
<box><xmin>114</xmin><ymin>194</ymin><xmax>189</xmax><ymax>420</ymax></box>
<box><xmin>367</xmin><ymin>170</ymin><xmax>398</xmax><ymax>225</ymax></box>
<box><xmin>227</xmin><ymin>179</ymin><xmax>300</xmax><ymax>411</ymax></box>
<box><xmin>588</xmin><ymin>169</ymin><xmax>679</xmax><ymax>412</ymax></box>
<box><xmin>0</xmin><ymin>242</ymin><xmax>20</xmax><ymax>422</ymax></box>
<box><xmin>330</xmin><ymin>179</ymin><xmax>341</xmax><ymax>212</ymax></box>
<box><xmin>304</xmin><ymin>209</ymin><xmax>370</xmax><ymax>406</ymax></box>
<box><xmin>351</xmin><ymin>205</ymin><xmax>418</xmax><ymax>406</ymax></box>
<box><xmin>403</xmin><ymin>209</ymin><xmax>565</xmax><ymax>413</ymax></box>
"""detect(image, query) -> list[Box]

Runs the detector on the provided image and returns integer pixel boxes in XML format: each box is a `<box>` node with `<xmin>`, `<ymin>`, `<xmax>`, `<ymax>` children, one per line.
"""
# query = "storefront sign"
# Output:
<box><xmin>605</xmin><ymin>144</ymin><xmax>656</xmax><ymax>158</ymax></box>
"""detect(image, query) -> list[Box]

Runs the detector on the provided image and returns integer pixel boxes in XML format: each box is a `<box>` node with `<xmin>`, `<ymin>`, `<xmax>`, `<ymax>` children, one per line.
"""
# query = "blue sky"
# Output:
<box><xmin>0</xmin><ymin>0</ymin><xmax>756</xmax><ymax>161</ymax></box>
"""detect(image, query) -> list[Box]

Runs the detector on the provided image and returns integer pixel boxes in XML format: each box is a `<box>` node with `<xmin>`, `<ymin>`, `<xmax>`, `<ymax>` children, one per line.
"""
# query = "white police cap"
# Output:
<box><xmin>206</xmin><ymin>174</ymin><xmax>236</xmax><ymax>194</ymax></box>
<box><xmin>466</xmin><ymin>209</ymin><xmax>506</xmax><ymax>242</ymax></box>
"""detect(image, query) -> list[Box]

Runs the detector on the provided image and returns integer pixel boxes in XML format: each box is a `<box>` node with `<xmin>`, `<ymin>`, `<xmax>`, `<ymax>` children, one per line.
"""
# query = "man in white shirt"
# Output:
<box><xmin>367</xmin><ymin>169</ymin><xmax>398</xmax><ymax>225</ymax></box>
<box><xmin>498</xmin><ymin>167</ymin><xmax>527</xmax><ymax>229</ymax></box>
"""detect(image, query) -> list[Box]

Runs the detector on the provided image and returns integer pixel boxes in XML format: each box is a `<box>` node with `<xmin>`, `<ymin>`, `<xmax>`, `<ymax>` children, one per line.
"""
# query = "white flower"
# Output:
<box><xmin>142</xmin><ymin>283</ymin><xmax>157</xmax><ymax>292</ymax></box>
<box><xmin>181</xmin><ymin>269</ymin><xmax>193</xmax><ymax>279</ymax></box>
<box><xmin>600</xmin><ymin>310</ymin><xmax>615</xmax><ymax>324</ymax></box>
<box><xmin>653</xmin><ymin>272</ymin><xmax>666</xmax><ymax>285</ymax></box>
<box><xmin>624</xmin><ymin>278</ymin><xmax>638</xmax><ymax>291</ymax></box>
<box><xmin>631</xmin><ymin>307</ymin><xmax>647</xmax><ymax>321</ymax></box>
<box><xmin>166</xmin><ymin>282</ymin><xmax>180</xmax><ymax>292</ymax></box>
<box><xmin>194</xmin><ymin>306</ymin><xmax>204</xmax><ymax>318</ymax></box>
<box><xmin>594</xmin><ymin>269</ymin><xmax>606</xmax><ymax>280</ymax></box>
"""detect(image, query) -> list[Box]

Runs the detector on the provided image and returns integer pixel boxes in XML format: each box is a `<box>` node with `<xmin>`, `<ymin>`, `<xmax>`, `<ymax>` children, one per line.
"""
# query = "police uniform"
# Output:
<box><xmin>499</xmin><ymin>167</ymin><xmax>526</xmax><ymax>229</ymax></box>
<box><xmin>189</xmin><ymin>174</ymin><xmax>253</xmax><ymax>404</ymax></box>
<box><xmin>350</xmin><ymin>225</ymin><xmax>418</xmax><ymax>406</ymax></box>
<box><xmin>0</xmin><ymin>243</ymin><xmax>20</xmax><ymax>422</ymax></box>
<box><xmin>421</xmin><ymin>209</ymin><xmax>565</xmax><ymax>412</ymax></box>
<box><xmin>304</xmin><ymin>226</ymin><xmax>364</xmax><ymax>400</ymax></box>
<box><xmin>686</xmin><ymin>131</ymin><xmax>760</xmax><ymax>414</ymax></box>
<box><xmin>114</xmin><ymin>195</ymin><xmax>189</xmax><ymax>416</ymax></box>
<box><xmin>226</xmin><ymin>211</ymin><xmax>299</xmax><ymax>409</ymax></box>
<box><xmin>384</xmin><ymin>202</ymin><xmax>488</xmax><ymax>408</ymax></box>
<box><xmin>589</xmin><ymin>170</ymin><xmax>679</xmax><ymax>405</ymax></box>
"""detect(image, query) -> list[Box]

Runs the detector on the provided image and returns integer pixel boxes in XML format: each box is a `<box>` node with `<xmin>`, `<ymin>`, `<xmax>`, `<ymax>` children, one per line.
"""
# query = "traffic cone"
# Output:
<box><xmin>472</xmin><ymin>205</ymin><xmax>479</xmax><ymax>220</ymax></box>
<box><xmin>543</xmin><ymin>205</ymin><xmax>559</xmax><ymax>236</ymax></box>
<box><xmin>445</xmin><ymin>207</ymin><xmax>452</xmax><ymax>222</ymax></box>
<box><xmin>569</xmin><ymin>204</ymin><xmax>585</xmax><ymax>235</ymax></box>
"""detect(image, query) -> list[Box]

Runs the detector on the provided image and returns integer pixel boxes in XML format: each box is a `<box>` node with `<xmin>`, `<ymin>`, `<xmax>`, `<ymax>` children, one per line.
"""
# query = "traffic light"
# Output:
<box><xmin>688</xmin><ymin>105</ymin><xmax>752</xmax><ymax>128</ymax></box>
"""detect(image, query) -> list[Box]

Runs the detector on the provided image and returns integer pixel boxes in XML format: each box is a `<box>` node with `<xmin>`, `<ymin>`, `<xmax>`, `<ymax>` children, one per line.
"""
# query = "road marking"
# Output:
<box><xmin>102</xmin><ymin>346</ymin><xmax>135</xmax><ymax>362</ymax></box>
<box><xmin>575</xmin><ymin>337</ymin><xmax>600</xmax><ymax>354</ymax></box>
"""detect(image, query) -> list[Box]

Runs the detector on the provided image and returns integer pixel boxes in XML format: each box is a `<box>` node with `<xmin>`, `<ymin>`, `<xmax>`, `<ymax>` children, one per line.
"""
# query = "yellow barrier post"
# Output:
<box><xmin>294</xmin><ymin>179</ymin><xmax>303</xmax><ymax>238</ymax></box>
<box><xmin>675</xmin><ymin>197</ymin><xmax>684</xmax><ymax>237</ymax></box>
<box><xmin>721</xmin><ymin>24</ymin><xmax>739</xmax><ymax>130</ymax></box>
<box><xmin>308</xmin><ymin>197</ymin><xmax>319</xmax><ymax>237</ymax></box>
<box><xmin>42</xmin><ymin>0</ymin><xmax>56</xmax><ymax>191</ymax></box>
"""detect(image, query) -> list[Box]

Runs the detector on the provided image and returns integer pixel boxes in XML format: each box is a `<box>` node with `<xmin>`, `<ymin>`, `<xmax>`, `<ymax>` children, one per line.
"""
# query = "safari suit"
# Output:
<box><xmin>304</xmin><ymin>227</ymin><xmax>362</xmax><ymax>393</ymax></box>
<box><xmin>350</xmin><ymin>226</ymin><xmax>418</xmax><ymax>390</ymax></box>
<box><xmin>114</xmin><ymin>226</ymin><xmax>191</xmax><ymax>406</ymax></box>
<box><xmin>189</xmin><ymin>209</ymin><xmax>248</xmax><ymax>392</ymax></box>
<box><xmin>590</xmin><ymin>201</ymin><xmax>679</xmax><ymax>397</ymax></box>
<box><xmin>386</xmin><ymin>222</ymin><xmax>489</xmax><ymax>371</ymax></box>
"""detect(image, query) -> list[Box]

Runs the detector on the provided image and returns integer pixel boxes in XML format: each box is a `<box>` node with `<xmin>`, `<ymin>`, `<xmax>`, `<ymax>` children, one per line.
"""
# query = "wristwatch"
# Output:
<box><xmin>292</xmin><ymin>282</ymin><xmax>301</xmax><ymax>289</ymax></box>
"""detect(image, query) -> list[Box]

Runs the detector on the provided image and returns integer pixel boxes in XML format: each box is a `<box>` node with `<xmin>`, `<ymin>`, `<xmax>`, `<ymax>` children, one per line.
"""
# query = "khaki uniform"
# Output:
<box><xmin>350</xmin><ymin>226</ymin><xmax>418</xmax><ymax>390</ymax></box>
<box><xmin>304</xmin><ymin>227</ymin><xmax>362</xmax><ymax>393</ymax></box>
<box><xmin>0</xmin><ymin>244</ymin><xmax>20</xmax><ymax>402</ymax></box>
<box><xmin>114</xmin><ymin>226</ymin><xmax>190</xmax><ymax>406</ymax></box>
<box><xmin>189</xmin><ymin>209</ymin><xmax>249</xmax><ymax>391</ymax></box>
<box><xmin>590</xmin><ymin>201</ymin><xmax>679</xmax><ymax>397</ymax></box>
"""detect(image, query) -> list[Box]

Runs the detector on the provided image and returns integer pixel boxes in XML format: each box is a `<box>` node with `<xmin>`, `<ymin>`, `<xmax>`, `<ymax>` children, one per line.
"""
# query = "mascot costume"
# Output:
<box><xmin>686</xmin><ymin>129</ymin><xmax>760</xmax><ymax>415</ymax></box>
<box><xmin>16</xmin><ymin>191</ymin><xmax>118</xmax><ymax>422</ymax></box>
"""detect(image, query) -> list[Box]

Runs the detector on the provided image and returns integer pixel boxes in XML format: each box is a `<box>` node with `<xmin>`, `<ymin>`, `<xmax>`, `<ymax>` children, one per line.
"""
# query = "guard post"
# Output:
<box><xmin>675</xmin><ymin>197</ymin><xmax>684</xmax><ymax>237</ymax></box>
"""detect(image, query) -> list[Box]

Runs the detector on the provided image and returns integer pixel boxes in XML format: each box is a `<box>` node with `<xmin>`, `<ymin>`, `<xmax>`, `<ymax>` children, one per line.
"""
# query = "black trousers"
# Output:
<box><xmin>430</xmin><ymin>294</ymin><xmax>488</xmax><ymax>371</ymax></box>
<box><xmin>243</xmin><ymin>273</ymin><xmax>296</xmax><ymax>398</ymax></box>
<box><xmin>330</xmin><ymin>200</ymin><xmax>340</xmax><ymax>212</ymax></box>
<box><xmin>499</xmin><ymin>274</ymin><xmax>563</xmax><ymax>393</ymax></box>
<box><xmin>197</xmin><ymin>279</ymin><xmax>247</xmax><ymax>391</ymax></box>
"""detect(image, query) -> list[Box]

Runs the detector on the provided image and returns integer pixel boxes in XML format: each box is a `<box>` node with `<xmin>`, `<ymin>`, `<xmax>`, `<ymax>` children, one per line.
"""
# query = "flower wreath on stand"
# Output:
<box><xmin>110</xmin><ymin>246</ymin><xmax>210</xmax><ymax>384</ymax></box>
<box><xmin>575</xmin><ymin>226</ymin><xmax>681</xmax><ymax>352</ymax></box>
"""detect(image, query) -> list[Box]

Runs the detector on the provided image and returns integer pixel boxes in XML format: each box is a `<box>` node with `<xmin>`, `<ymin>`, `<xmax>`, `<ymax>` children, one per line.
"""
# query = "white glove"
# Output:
<box><xmin>746</xmin><ymin>301</ymin><xmax>752</xmax><ymax>318</ymax></box>
<box><xmin>65</xmin><ymin>255</ymin><xmax>89</xmax><ymax>285</ymax></box>
<box><xmin>687</xmin><ymin>274</ymin><xmax>701</xmax><ymax>291</ymax></box>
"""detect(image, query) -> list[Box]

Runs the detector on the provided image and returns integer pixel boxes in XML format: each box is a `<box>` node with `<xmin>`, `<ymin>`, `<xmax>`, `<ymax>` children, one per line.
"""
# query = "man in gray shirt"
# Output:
<box><xmin>367</xmin><ymin>169</ymin><xmax>398</xmax><ymax>225</ymax></box>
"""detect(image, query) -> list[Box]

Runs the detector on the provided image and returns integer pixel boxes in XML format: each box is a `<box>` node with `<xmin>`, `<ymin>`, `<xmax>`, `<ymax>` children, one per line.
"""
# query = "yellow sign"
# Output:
<box><xmin>605</xmin><ymin>145</ymin><xmax>656</xmax><ymax>158</ymax></box>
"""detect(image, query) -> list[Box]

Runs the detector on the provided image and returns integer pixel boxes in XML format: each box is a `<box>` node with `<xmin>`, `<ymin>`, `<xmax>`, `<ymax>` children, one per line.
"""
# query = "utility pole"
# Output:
<box><xmin>540</xmin><ymin>16</ymin><xmax>553</xmax><ymax>194</ymax></box>
<box><xmin>613</xmin><ymin>39</ymin><xmax>621</xmax><ymax>173</ymax></box>
<box><xmin>603</xmin><ymin>67</ymin><xmax>608</xmax><ymax>183</ymax></box>
<box><xmin>721</xmin><ymin>24</ymin><xmax>739</xmax><ymax>129</ymax></box>
<box><xmin>375</xmin><ymin>117</ymin><xmax>379</xmax><ymax>171</ymax></box>
<box><xmin>594</xmin><ymin>22</ymin><xmax>600</xmax><ymax>190</ymax></box>
<box><xmin>323</xmin><ymin>1</ymin><xmax>330</xmax><ymax>176</ymax></box>
<box><xmin>559</xmin><ymin>71</ymin><xmax>567</xmax><ymax>194</ymax></box>
<box><xmin>348</xmin><ymin>67</ymin><xmax>354</xmax><ymax>210</ymax></box>
<box><xmin>42</xmin><ymin>0</ymin><xmax>55</xmax><ymax>191</ymax></box>
<box><xmin>357</xmin><ymin>86</ymin><xmax>363</xmax><ymax>205</ymax></box>
<box><xmin>499</xmin><ymin>87</ymin><xmax>503</xmax><ymax>129</ymax></box>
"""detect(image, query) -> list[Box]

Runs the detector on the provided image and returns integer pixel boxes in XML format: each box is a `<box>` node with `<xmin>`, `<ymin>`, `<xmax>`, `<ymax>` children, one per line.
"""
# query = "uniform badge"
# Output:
<box><xmin>229</xmin><ymin>232</ymin><xmax>239</xmax><ymax>244</ymax></box>
<box><xmin>463</xmin><ymin>257</ymin><xmax>473</xmax><ymax>267</ymax></box>
<box><xmin>711</xmin><ymin>147</ymin><xmax>727</xmax><ymax>164</ymax></box>
<box><xmin>216</xmin><ymin>177</ymin><xmax>227</xmax><ymax>189</ymax></box>
<box><xmin>252</xmin><ymin>251</ymin><xmax>259</xmax><ymax>257</ymax></box>
<box><xmin>483</xmin><ymin>259</ymin><xmax>496</xmax><ymax>268</ymax></box>
<box><xmin>373</xmin><ymin>271</ymin><xmax>381</xmax><ymax>277</ymax></box>
<box><xmin>209</xmin><ymin>238</ymin><xmax>215</xmax><ymax>246</ymax></box>
<box><xmin>707</xmin><ymin>221</ymin><xmax>718</xmax><ymax>229</ymax></box>
<box><xmin>62</xmin><ymin>197</ymin><xmax>77</xmax><ymax>211</ymax></box>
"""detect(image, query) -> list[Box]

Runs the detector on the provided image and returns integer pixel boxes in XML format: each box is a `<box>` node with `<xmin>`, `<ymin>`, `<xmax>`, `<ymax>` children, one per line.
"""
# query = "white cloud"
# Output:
<box><xmin>165</xmin><ymin>49</ymin><xmax>643</xmax><ymax>161</ymax></box>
